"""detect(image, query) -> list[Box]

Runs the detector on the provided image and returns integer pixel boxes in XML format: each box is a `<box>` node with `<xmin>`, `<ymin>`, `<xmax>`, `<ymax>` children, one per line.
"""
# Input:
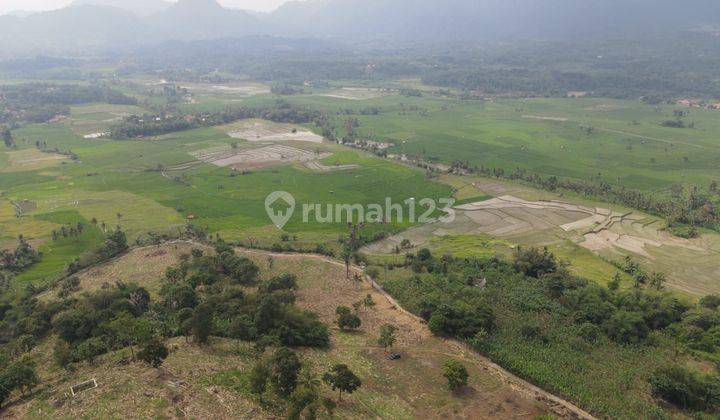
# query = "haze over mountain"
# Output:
<box><xmin>72</xmin><ymin>0</ymin><xmax>172</xmax><ymax>17</ymax></box>
<box><xmin>1</xmin><ymin>0</ymin><xmax>719</xmax><ymax>55</ymax></box>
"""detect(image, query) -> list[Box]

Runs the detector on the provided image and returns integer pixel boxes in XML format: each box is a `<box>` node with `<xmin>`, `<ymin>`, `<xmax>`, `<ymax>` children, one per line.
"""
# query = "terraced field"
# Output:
<box><xmin>364</xmin><ymin>179</ymin><xmax>720</xmax><ymax>295</ymax></box>
<box><xmin>0</xmin><ymin>104</ymin><xmax>451</xmax><ymax>288</ymax></box>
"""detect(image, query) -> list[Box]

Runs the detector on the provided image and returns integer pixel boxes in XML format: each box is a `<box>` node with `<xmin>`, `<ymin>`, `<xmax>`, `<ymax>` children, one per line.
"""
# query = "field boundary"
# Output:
<box><xmin>42</xmin><ymin>239</ymin><xmax>596</xmax><ymax>419</ymax></box>
<box><xmin>233</xmin><ymin>246</ymin><xmax>597</xmax><ymax>420</ymax></box>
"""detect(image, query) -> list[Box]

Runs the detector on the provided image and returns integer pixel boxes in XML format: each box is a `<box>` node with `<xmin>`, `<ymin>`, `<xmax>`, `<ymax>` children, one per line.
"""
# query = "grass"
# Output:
<box><xmin>4</xmin><ymin>82</ymin><xmax>720</xmax><ymax>299</ymax></box>
<box><xmin>428</xmin><ymin>234</ymin><xmax>513</xmax><ymax>258</ymax></box>
<box><xmin>12</xmin><ymin>244</ymin><xmax>549</xmax><ymax>419</ymax></box>
<box><xmin>376</xmin><ymin>260</ymin><xmax>684</xmax><ymax>419</ymax></box>
<box><xmin>13</xmin><ymin>210</ymin><xmax>104</xmax><ymax>287</ymax></box>
<box><xmin>279</xmin><ymin>95</ymin><xmax>720</xmax><ymax>193</ymax></box>
<box><xmin>1</xmin><ymin>111</ymin><xmax>451</xmax><ymax>286</ymax></box>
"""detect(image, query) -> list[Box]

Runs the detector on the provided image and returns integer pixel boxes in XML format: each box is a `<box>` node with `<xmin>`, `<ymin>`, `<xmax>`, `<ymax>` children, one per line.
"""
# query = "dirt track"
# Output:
<box><xmin>235</xmin><ymin>246</ymin><xmax>597</xmax><ymax>420</ymax></box>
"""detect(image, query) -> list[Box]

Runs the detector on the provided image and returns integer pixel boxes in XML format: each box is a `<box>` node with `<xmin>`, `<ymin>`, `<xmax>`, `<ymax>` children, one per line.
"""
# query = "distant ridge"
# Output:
<box><xmin>0</xmin><ymin>0</ymin><xmax>719</xmax><ymax>53</ymax></box>
<box><xmin>72</xmin><ymin>0</ymin><xmax>172</xmax><ymax>17</ymax></box>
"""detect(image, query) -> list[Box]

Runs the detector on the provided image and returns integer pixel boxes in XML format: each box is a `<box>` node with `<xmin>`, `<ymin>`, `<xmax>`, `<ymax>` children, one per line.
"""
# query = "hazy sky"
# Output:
<box><xmin>0</xmin><ymin>0</ymin><xmax>293</xmax><ymax>15</ymax></box>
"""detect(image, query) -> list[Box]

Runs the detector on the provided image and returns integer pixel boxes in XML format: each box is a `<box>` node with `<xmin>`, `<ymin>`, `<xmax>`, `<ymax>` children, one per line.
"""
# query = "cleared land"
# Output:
<box><xmin>191</xmin><ymin>144</ymin><xmax>329</xmax><ymax>171</ymax></box>
<box><xmin>1</xmin><ymin>149</ymin><xmax>68</xmax><ymax>172</ymax></box>
<box><xmin>317</xmin><ymin>87</ymin><xmax>387</xmax><ymax>101</ymax></box>
<box><xmin>364</xmin><ymin>180</ymin><xmax>720</xmax><ymax>296</ymax></box>
<box><xmin>223</xmin><ymin>119</ymin><xmax>324</xmax><ymax>143</ymax></box>
<box><xmin>2</xmin><ymin>116</ymin><xmax>450</xmax><ymax>288</ymax></box>
<box><xmin>68</xmin><ymin>104</ymin><xmax>148</xmax><ymax>136</ymax></box>
<box><xmin>179</xmin><ymin>82</ymin><xmax>271</xmax><ymax>99</ymax></box>
<box><xmin>5</xmin><ymin>243</ymin><xmax>586</xmax><ymax>419</ymax></box>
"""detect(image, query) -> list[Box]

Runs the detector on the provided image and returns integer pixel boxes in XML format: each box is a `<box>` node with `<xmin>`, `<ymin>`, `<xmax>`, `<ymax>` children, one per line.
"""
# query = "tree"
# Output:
<box><xmin>363</xmin><ymin>294</ymin><xmax>376</xmax><ymax>310</ymax></box>
<box><xmin>378</xmin><ymin>324</ymin><xmax>397</xmax><ymax>353</ymax></box>
<box><xmin>1</xmin><ymin>125</ymin><xmax>15</xmax><ymax>148</ymax></box>
<box><xmin>0</xmin><ymin>376</ymin><xmax>10</xmax><ymax>409</ymax></box>
<box><xmin>2</xmin><ymin>361</ymin><xmax>39</xmax><ymax>397</ymax></box>
<box><xmin>443</xmin><ymin>359</ymin><xmax>469</xmax><ymax>391</ymax></box>
<box><xmin>608</xmin><ymin>272</ymin><xmax>621</xmax><ymax>291</ymax></box>
<box><xmin>249</xmin><ymin>361</ymin><xmax>269</xmax><ymax>395</ymax></box>
<box><xmin>106</xmin><ymin>312</ymin><xmax>153</xmax><ymax>358</ymax></box>
<box><xmin>128</xmin><ymin>288</ymin><xmax>151</xmax><ymax>316</ymax></box>
<box><xmin>0</xmin><ymin>272</ymin><xmax>9</xmax><ymax>292</ymax></box>
<box><xmin>649</xmin><ymin>272</ymin><xmax>666</xmax><ymax>291</ymax></box>
<box><xmin>651</xmin><ymin>365</ymin><xmax>720</xmax><ymax>411</ymax></box>
<box><xmin>603</xmin><ymin>310</ymin><xmax>649</xmax><ymax>344</ymax></box>
<box><xmin>137</xmin><ymin>339</ymin><xmax>169</xmax><ymax>368</ymax></box>
<box><xmin>269</xmin><ymin>347</ymin><xmax>302</xmax><ymax>397</ymax></box>
<box><xmin>322</xmin><ymin>364</ymin><xmax>361</xmax><ymax>401</ymax></box>
<box><xmin>191</xmin><ymin>303</ymin><xmax>214</xmax><ymax>345</ymax></box>
<box><xmin>336</xmin><ymin>306</ymin><xmax>361</xmax><ymax>331</ymax></box>
<box><xmin>288</xmin><ymin>383</ymin><xmax>319</xmax><ymax>420</ymax></box>
<box><xmin>513</xmin><ymin>247</ymin><xmax>558</xmax><ymax>278</ymax></box>
<box><xmin>699</xmin><ymin>295</ymin><xmax>720</xmax><ymax>310</ymax></box>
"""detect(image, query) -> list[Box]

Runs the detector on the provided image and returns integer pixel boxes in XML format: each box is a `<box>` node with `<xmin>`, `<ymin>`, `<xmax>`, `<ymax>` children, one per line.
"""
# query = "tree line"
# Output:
<box><xmin>379</xmin><ymin>246</ymin><xmax>720</xmax><ymax>415</ymax></box>
<box><xmin>0</xmin><ymin>83</ymin><xmax>137</xmax><ymax>126</ymax></box>
<box><xmin>0</xmin><ymin>240</ymin><xmax>333</xmax><ymax>410</ymax></box>
<box><xmin>108</xmin><ymin>101</ymin><xmax>323</xmax><ymax>139</ymax></box>
<box><xmin>451</xmin><ymin>163</ymin><xmax>720</xmax><ymax>233</ymax></box>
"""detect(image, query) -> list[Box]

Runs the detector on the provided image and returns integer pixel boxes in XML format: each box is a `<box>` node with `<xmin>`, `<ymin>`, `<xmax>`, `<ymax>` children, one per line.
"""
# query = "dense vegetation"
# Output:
<box><xmin>114</xmin><ymin>33</ymin><xmax>720</xmax><ymax>102</ymax></box>
<box><xmin>0</xmin><ymin>83</ymin><xmax>137</xmax><ymax>126</ymax></box>
<box><xmin>0</xmin><ymin>241</ymin><xmax>332</xmax><ymax>410</ymax></box>
<box><xmin>109</xmin><ymin>101</ymin><xmax>323</xmax><ymax>139</ymax></box>
<box><xmin>378</xmin><ymin>247</ymin><xmax>720</xmax><ymax>417</ymax></box>
<box><xmin>0</xmin><ymin>237</ymin><xmax>41</xmax><ymax>274</ymax></box>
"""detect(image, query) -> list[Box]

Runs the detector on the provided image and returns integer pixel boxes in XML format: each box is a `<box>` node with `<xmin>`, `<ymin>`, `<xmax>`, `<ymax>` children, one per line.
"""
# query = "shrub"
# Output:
<box><xmin>603</xmin><ymin>310</ymin><xmax>649</xmax><ymax>344</ymax></box>
<box><xmin>137</xmin><ymin>339</ymin><xmax>169</xmax><ymax>368</ymax></box>
<box><xmin>700</xmin><ymin>295</ymin><xmax>720</xmax><ymax>310</ymax></box>
<box><xmin>336</xmin><ymin>306</ymin><xmax>361</xmax><ymax>331</ymax></box>
<box><xmin>513</xmin><ymin>247</ymin><xmax>558</xmax><ymax>278</ymax></box>
<box><xmin>651</xmin><ymin>366</ymin><xmax>720</xmax><ymax>412</ymax></box>
<box><xmin>443</xmin><ymin>359</ymin><xmax>469</xmax><ymax>390</ymax></box>
<box><xmin>428</xmin><ymin>303</ymin><xmax>495</xmax><ymax>339</ymax></box>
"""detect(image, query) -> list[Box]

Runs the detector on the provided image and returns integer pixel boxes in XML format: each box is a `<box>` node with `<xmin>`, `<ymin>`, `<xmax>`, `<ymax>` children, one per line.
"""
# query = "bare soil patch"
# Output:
<box><xmin>45</xmin><ymin>242</ymin><xmax>202</xmax><ymax>300</ymax></box>
<box><xmin>318</xmin><ymin>87</ymin><xmax>387</xmax><ymax>101</ymax></box>
<box><xmin>522</xmin><ymin>115</ymin><xmax>569</xmax><ymax>122</ymax></box>
<box><xmin>237</xmin><ymin>247</ymin><xmax>593</xmax><ymax>419</ymax></box>
<box><xmin>8</xmin><ymin>243</ymin><xmax>590</xmax><ymax>419</ymax></box>
<box><xmin>191</xmin><ymin>144</ymin><xmax>327</xmax><ymax>171</ymax></box>
<box><xmin>1</xmin><ymin>149</ymin><xmax>67</xmax><ymax>172</ymax></box>
<box><xmin>181</xmin><ymin>82</ymin><xmax>271</xmax><ymax>97</ymax></box>
<box><xmin>302</xmin><ymin>160</ymin><xmax>359</xmax><ymax>172</ymax></box>
<box><xmin>365</xmin><ymin>187</ymin><xmax>720</xmax><ymax>295</ymax></box>
<box><xmin>224</xmin><ymin>119</ymin><xmax>324</xmax><ymax>143</ymax></box>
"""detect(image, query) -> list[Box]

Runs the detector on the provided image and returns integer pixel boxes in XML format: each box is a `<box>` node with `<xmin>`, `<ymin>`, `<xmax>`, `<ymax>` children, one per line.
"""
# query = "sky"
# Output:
<box><xmin>0</xmin><ymin>0</ymin><xmax>293</xmax><ymax>15</ymax></box>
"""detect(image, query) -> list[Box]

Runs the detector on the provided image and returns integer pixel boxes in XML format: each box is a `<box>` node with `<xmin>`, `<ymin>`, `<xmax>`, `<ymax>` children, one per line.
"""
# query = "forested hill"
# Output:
<box><xmin>2</xmin><ymin>0</ymin><xmax>720</xmax><ymax>54</ymax></box>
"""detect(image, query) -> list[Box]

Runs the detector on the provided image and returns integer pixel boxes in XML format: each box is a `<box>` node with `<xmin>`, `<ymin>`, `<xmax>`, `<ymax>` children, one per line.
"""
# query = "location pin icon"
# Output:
<box><xmin>265</xmin><ymin>191</ymin><xmax>296</xmax><ymax>229</ymax></box>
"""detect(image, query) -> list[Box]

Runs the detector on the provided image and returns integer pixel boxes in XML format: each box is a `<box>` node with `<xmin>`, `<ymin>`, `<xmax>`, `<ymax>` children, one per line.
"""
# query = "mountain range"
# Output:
<box><xmin>1</xmin><ymin>0</ymin><xmax>720</xmax><ymax>55</ymax></box>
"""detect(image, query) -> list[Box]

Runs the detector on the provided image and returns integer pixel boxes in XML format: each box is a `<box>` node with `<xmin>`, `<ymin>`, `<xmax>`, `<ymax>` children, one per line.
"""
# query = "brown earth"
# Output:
<box><xmin>5</xmin><ymin>242</ymin><xmax>595</xmax><ymax>419</ymax></box>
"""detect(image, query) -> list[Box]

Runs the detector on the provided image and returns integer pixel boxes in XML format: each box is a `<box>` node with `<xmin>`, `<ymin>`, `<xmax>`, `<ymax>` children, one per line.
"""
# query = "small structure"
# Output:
<box><xmin>71</xmin><ymin>379</ymin><xmax>98</xmax><ymax>396</ymax></box>
<box><xmin>567</xmin><ymin>91</ymin><xmax>588</xmax><ymax>98</ymax></box>
<box><xmin>187</xmin><ymin>214</ymin><xmax>197</xmax><ymax>220</ymax></box>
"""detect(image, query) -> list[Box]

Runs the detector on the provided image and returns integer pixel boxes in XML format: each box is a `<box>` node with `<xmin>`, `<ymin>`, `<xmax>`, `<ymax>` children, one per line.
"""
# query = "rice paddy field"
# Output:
<box><xmin>2</xmin><ymin>79</ymin><xmax>720</xmax><ymax>297</ymax></box>
<box><xmin>3</xmin><ymin>78</ymin><xmax>720</xmax><ymax>420</ymax></box>
<box><xmin>279</xmin><ymin>91</ymin><xmax>720</xmax><ymax>192</ymax></box>
<box><xmin>0</xmin><ymin>98</ymin><xmax>451</xmax><ymax>288</ymax></box>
